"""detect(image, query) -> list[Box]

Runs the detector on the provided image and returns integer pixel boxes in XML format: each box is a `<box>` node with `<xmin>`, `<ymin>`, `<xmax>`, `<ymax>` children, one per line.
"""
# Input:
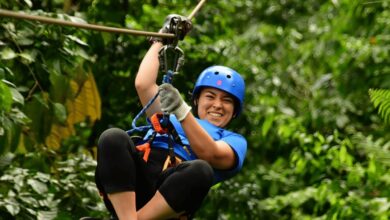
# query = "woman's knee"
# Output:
<box><xmin>185</xmin><ymin>160</ymin><xmax>214</xmax><ymax>187</ymax></box>
<box><xmin>158</xmin><ymin>160</ymin><xmax>214</xmax><ymax>214</ymax></box>
<box><xmin>98</xmin><ymin>128</ymin><xmax>127</xmax><ymax>146</ymax></box>
<box><xmin>98</xmin><ymin>128</ymin><xmax>134</xmax><ymax>153</ymax></box>
<box><xmin>96</xmin><ymin>128</ymin><xmax>138</xmax><ymax>193</ymax></box>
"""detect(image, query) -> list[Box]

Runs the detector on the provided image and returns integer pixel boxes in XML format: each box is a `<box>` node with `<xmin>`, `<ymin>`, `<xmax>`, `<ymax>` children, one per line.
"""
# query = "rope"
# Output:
<box><xmin>128</xmin><ymin>91</ymin><xmax>160</xmax><ymax>134</ymax></box>
<box><xmin>0</xmin><ymin>0</ymin><xmax>207</xmax><ymax>37</ymax></box>
<box><xmin>128</xmin><ymin>70</ymin><xmax>175</xmax><ymax>134</ymax></box>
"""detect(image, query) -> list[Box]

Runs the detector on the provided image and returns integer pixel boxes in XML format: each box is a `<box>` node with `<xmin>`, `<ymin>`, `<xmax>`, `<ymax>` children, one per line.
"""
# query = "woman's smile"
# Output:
<box><xmin>197</xmin><ymin>87</ymin><xmax>235</xmax><ymax>127</ymax></box>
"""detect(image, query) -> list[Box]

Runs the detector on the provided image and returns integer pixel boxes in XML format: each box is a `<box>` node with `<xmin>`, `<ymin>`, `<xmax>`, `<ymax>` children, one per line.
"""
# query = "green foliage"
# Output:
<box><xmin>0</xmin><ymin>80</ymin><xmax>12</xmax><ymax>112</ymax></box>
<box><xmin>197</xmin><ymin>130</ymin><xmax>390</xmax><ymax>219</ymax></box>
<box><xmin>0</xmin><ymin>79</ymin><xmax>29</xmax><ymax>155</ymax></box>
<box><xmin>1</xmin><ymin>0</ymin><xmax>390</xmax><ymax>219</ymax></box>
<box><xmin>0</xmin><ymin>152</ymin><xmax>105</xmax><ymax>219</ymax></box>
<box><xmin>195</xmin><ymin>1</ymin><xmax>390</xmax><ymax>219</ymax></box>
<box><xmin>0</xmin><ymin>6</ymin><xmax>97</xmax><ymax>153</ymax></box>
<box><xmin>369</xmin><ymin>89</ymin><xmax>390</xmax><ymax>124</ymax></box>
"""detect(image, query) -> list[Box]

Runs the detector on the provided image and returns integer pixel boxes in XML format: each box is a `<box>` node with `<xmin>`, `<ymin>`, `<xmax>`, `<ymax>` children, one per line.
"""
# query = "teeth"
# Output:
<box><xmin>209</xmin><ymin>112</ymin><xmax>222</xmax><ymax>117</ymax></box>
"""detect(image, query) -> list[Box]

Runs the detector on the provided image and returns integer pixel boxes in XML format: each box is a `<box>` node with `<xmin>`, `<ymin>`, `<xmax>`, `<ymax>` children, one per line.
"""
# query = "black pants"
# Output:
<box><xmin>95</xmin><ymin>128</ymin><xmax>214</xmax><ymax>218</ymax></box>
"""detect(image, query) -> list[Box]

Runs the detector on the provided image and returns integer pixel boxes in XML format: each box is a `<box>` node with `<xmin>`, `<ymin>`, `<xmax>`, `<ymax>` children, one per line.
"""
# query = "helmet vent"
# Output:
<box><xmin>214</xmin><ymin>71</ymin><xmax>219</xmax><ymax>75</ymax></box>
<box><xmin>227</xmin><ymin>75</ymin><xmax>231</xmax><ymax>78</ymax></box>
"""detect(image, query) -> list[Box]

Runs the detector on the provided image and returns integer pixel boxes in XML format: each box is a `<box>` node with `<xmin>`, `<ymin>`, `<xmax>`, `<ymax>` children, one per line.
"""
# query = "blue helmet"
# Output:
<box><xmin>193</xmin><ymin>65</ymin><xmax>245</xmax><ymax>116</ymax></box>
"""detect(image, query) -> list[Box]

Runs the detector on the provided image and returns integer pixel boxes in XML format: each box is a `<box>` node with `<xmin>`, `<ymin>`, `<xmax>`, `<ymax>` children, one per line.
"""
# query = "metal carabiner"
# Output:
<box><xmin>158</xmin><ymin>45</ymin><xmax>185</xmax><ymax>80</ymax></box>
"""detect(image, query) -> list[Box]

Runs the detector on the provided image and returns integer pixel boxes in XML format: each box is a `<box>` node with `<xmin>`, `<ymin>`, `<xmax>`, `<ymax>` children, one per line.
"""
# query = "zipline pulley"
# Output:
<box><xmin>157</xmin><ymin>14</ymin><xmax>188</xmax><ymax>83</ymax></box>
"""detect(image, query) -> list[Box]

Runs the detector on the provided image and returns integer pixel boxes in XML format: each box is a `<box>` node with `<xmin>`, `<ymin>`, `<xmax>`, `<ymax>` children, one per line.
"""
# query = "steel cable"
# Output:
<box><xmin>0</xmin><ymin>0</ymin><xmax>207</xmax><ymax>38</ymax></box>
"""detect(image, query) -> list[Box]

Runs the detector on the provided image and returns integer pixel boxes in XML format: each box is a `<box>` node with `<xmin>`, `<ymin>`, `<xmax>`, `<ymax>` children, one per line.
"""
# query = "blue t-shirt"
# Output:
<box><xmin>144</xmin><ymin>115</ymin><xmax>247</xmax><ymax>183</ymax></box>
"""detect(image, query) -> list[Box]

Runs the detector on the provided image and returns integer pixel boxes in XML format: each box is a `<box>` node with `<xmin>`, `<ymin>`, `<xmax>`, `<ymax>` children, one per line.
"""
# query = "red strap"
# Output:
<box><xmin>150</xmin><ymin>113</ymin><xmax>168</xmax><ymax>134</ymax></box>
<box><xmin>136</xmin><ymin>142</ymin><xmax>151</xmax><ymax>162</ymax></box>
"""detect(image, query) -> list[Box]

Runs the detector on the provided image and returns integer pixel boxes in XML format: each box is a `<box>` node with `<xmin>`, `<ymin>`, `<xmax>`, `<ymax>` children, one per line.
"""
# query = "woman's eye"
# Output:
<box><xmin>224</xmin><ymin>98</ymin><xmax>234</xmax><ymax>103</ymax></box>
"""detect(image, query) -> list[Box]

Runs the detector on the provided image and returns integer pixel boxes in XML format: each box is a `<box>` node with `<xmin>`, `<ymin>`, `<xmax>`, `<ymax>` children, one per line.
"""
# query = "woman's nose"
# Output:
<box><xmin>212</xmin><ymin>99</ymin><xmax>223</xmax><ymax>108</ymax></box>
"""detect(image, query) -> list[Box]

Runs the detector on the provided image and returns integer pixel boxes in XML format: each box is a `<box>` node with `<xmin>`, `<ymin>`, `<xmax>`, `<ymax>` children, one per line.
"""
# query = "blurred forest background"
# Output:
<box><xmin>0</xmin><ymin>0</ymin><xmax>389</xmax><ymax>219</ymax></box>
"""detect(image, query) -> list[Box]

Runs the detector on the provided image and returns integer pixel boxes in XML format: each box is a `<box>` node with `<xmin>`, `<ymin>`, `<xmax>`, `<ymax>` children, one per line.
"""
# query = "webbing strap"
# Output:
<box><xmin>134</xmin><ymin>112</ymin><xmax>184</xmax><ymax>164</ymax></box>
<box><xmin>136</xmin><ymin>131</ymin><xmax>157</xmax><ymax>162</ymax></box>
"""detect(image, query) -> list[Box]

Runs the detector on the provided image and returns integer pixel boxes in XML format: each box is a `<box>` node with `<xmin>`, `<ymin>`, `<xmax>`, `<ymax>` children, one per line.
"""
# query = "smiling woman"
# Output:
<box><xmin>92</xmin><ymin>14</ymin><xmax>247</xmax><ymax>219</ymax></box>
<box><xmin>197</xmin><ymin>88</ymin><xmax>235</xmax><ymax>128</ymax></box>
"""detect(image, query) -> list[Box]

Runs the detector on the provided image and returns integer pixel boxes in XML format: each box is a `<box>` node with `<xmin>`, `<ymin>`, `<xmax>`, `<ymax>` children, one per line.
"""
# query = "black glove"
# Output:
<box><xmin>149</xmin><ymin>14</ymin><xmax>192</xmax><ymax>45</ymax></box>
<box><xmin>159</xmin><ymin>83</ymin><xmax>191</xmax><ymax>121</ymax></box>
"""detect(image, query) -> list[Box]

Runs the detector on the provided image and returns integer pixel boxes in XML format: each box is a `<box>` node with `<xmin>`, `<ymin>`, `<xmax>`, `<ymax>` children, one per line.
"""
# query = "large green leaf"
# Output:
<box><xmin>0</xmin><ymin>80</ymin><xmax>12</xmax><ymax>112</ymax></box>
<box><xmin>46</xmin><ymin>71</ymin><xmax>101</xmax><ymax>150</ymax></box>
<box><xmin>0</xmin><ymin>48</ymin><xmax>17</xmax><ymax>60</ymax></box>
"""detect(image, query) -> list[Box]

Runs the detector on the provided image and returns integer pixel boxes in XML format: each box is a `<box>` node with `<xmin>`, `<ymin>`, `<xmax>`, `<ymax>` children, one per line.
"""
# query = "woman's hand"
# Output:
<box><xmin>159</xmin><ymin>83</ymin><xmax>191</xmax><ymax>121</ymax></box>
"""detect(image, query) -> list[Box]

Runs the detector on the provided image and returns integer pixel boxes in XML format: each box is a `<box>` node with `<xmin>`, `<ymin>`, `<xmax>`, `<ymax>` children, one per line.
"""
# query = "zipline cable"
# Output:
<box><xmin>0</xmin><ymin>9</ymin><xmax>175</xmax><ymax>38</ymax></box>
<box><xmin>188</xmin><ymin>0</ymin><xmax>207</xmax><ymax>20</ymax></box>
<box><xmin>0</xmin><ymin>0</ymin><xmax>207</xmax><ymax>38</ymax></box>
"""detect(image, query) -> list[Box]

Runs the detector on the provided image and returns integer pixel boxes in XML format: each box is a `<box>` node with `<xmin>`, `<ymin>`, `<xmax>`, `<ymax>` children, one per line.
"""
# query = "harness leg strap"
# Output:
<box><xmin>136</xmin><ymin>131</ymin><xmax>157</xmax><ymax>162</ymax></box>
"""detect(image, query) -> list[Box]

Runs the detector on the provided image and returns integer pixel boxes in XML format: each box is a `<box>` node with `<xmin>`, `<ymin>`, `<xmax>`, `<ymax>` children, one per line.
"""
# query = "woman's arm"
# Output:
<box><xmin>181</xmin><ymin>113</ymin><xmax>236</xmax><ymax>170</ymax></box>
<box><xmin>135</xmin><ymin>42</ymin><xmax>163</xmax><ymax>117</ymax></box>
<box><xmin>135</xmin><ymin>14</ymin><xmax>192</xmax><ymax>118</ymax></box>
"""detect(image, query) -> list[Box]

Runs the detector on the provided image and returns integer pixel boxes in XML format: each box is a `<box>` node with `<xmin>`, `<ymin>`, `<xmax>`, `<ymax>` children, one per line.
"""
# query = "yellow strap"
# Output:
<box><xmin>162</xmin><ymin>155</ymin><xmax>182</xmax><ymax>171</ymax></box>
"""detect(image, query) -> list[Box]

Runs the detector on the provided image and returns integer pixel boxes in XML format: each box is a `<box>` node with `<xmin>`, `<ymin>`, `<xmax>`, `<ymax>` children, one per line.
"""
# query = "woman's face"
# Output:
<box><xmin>196</xmin><ymin>87</ymin><xmax>235</xmax><ymax>128</ymax></box>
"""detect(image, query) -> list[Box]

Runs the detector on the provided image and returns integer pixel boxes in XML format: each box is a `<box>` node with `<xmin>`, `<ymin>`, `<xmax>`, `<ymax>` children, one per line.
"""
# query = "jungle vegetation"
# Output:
<box><xmin>0</xmin><ymin>0</ymin><xmax>389</xmax><ymax>219</ymax></box>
